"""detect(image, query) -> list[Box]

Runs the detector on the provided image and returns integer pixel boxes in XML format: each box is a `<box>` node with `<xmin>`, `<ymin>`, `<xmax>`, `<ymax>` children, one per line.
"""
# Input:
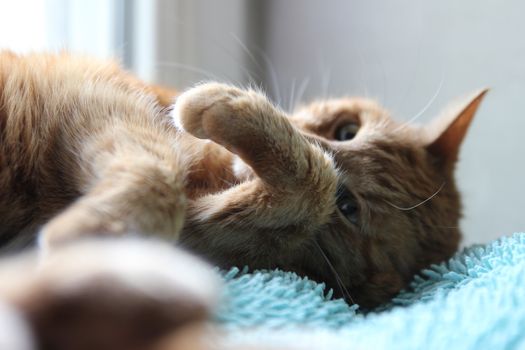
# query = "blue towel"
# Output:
<box><xmin>215</xmin><ymin>233</ymin><xmax>525</xmax><ymax>349</ymax></box>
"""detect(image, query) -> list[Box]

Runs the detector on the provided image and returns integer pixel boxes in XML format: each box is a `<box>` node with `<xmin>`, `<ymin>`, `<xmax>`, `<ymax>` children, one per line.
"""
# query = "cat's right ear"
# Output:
<box><xmin>425</xmin><ymin>89</ymin><xmax>488</xmax><ymax>171</ymax></box>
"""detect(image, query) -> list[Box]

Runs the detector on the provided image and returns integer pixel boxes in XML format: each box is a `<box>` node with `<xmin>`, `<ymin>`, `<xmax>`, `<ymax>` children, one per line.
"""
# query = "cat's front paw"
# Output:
<box><xmin>172</xmin><ymin>82</ymin><xmax>244</xmax><ymax>140</ymax></box>
<box><xmin>171</xmin><ymin>82</ymin><xmax>280</xmax><ymax>156</ymax></box>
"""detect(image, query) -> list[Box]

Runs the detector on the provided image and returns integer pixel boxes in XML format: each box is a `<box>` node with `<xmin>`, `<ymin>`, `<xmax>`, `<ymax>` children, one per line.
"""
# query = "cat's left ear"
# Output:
<box><xmin>425</xmin><ymin>89</ymin><xmax>488</xmax><ymax>170</ymax></box>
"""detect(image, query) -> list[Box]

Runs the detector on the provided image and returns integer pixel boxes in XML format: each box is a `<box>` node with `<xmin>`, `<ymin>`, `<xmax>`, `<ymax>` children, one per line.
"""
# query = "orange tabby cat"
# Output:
<box><xmin>0</xmin><ymin>51</ymin><xmax>487</xmax><ymax>311</ymax></box>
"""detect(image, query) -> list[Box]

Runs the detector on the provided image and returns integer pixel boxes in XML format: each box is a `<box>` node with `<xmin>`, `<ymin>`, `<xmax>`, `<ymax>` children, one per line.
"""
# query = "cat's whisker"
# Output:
<box><xmin>156</xmin><ymin>61</ymin><xmax>222</xmax><ymax>82</ymax></box>
<box><xmin>230</xmin><ymin>33</ymin><xmax>264</xmax><ymax>73</ymax></box>
<box><xmin>293</xmin><ymin>77</ymin><xmax>310</xmax><ymax>112</ymax></box>
<box><xmin>154</xmin><ymin>19</ymin><xmax>257</xmax><ymax>85</ymax></box>
<box><xmin>313</xmin><ymin>240</ymin><xmax>355</xmax><ymax>305</ymax></box>
<box><xmin>379</xmin><ymin>56</ymin><xmax>388</xmax><ymax>107</ymax></box>
<box><xmin>406</xmin><ymin>71</ymin><xmax>445</xmax><ymax>124</ymax></box>
<box><xmin>251</xmin><ymin>46</ymin><xmax>282</xmax><ymax>107</ymax></box>
<box><xmin>394</xmin><ymin>69</ymin><xmax>445</xmax><ymax>133</ymax></box>
<box><xmin>386</xmin><ymin>182</ymin><xmax>446</xmax><ymax>211</ymax></box>
<box><xmin>289</xmin><ymin>78</ymin><xmax>296</xmax><ymax>113</ymax></box>
<box><xmin>355</xmin><ymin>46</ymin><xmax>370</xmax><ymax>98</ymax></box>
<box><xmin>321</xmin><ymin>67</ymin><xmax>331</xmax><ymax>99</ymax></box>
<box><xmin>229</xmin><ymin>33</ymin><xmax>264</xmax><ymax>84</ymax></box>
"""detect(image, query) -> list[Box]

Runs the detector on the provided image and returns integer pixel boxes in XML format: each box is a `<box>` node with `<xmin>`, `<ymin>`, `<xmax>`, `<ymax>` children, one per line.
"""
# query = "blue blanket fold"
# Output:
<box><xmin>215</xmin><ymin>233</ymin><xmax>525</xmax><ymax>349</ymax></box>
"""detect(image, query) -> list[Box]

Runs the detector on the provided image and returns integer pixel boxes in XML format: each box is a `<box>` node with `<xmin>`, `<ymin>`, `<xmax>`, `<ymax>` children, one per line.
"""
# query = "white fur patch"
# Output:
<box><xmin>170</xmin><ymin>101</ymin><xmax>186</xmax><ymax>133</ymax></box>
<box><xmin>232</xmin><ymin>157</ymin><xmax>247</xmax><ymax>178</ymax></box>
<box><xmin>0</xmin><ymin>302</ymin><xmax>34</xmax><ymax>350</ymax></box>
<box><xmin>231</xmin><ymin>156</ymin><xmax>255</xmax><ymax>181</ymax></box>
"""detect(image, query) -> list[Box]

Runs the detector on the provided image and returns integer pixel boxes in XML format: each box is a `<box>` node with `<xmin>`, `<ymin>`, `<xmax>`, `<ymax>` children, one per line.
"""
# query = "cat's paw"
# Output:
<box><xmin>0</xmin><ymin>238</ymin><xmax>220</xmax><ymax>350</ymax></box>
<box><xmin>172</xmin><ymin>82</ymin><xmax>243</xmax><ymax>140</ymax></box>
<box><xmin>171</xmin><ymin>82</ymin><xmax>277</xmax><ymax>152</ymax></box>
<box><xmin>172</xmin><ymin>82</ymin><xmax>337</xmax><ymax>194</ymax></box>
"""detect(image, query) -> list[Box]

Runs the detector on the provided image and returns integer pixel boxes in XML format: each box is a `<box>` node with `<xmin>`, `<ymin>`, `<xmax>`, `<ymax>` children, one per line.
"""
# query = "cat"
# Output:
<box><xmin>0</xmin><ymin>51</ymin><xmax>487</xmax><ymax>312</ymax></box>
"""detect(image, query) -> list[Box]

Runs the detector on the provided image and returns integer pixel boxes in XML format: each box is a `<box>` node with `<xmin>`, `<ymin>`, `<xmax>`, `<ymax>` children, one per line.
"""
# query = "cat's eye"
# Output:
<box><xmin>335</xmin><ymin>123</ymin><xmax>360</xmax><ymax>141</ymax></box>
<box><xmin>336</xmin><ymin>186</ymin><xmax>359</xmax><ymax>225</ymax></box>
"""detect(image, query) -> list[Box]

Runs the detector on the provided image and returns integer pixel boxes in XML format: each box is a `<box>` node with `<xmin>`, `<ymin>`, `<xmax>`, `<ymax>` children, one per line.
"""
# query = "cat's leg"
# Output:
<box><xmin>173</xmin><ymin>83</ymin><xmax>339</xmax><ymax>228</ymax></box>
<box><xmin>39</xmin><ymin>155</ymin><xmax>187</xmax><ymax>248</ymax></box>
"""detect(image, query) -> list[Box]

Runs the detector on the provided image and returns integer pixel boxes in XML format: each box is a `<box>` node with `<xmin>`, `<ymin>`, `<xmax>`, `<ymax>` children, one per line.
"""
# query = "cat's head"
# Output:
<box><xmin>289</xmin><ymin>90</ymin><xmax>487</xmax><ymax>308</ymax></box>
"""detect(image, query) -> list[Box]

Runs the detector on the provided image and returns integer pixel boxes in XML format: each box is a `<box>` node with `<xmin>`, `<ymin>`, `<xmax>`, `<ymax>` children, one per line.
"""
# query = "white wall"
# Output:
<box><xmin>0</xmin><ymin>1</ymin><xmax>49</xmax><ymax>52</ymax></box>
<box><xmin>261</xmin><ymin>0</ymin><xmax>525</xmax><ymax>245</ymax></box>
<box><xmin>140</xmin><ymin>0</ymin><xmax>257</xmax><ymax>88</ymax></box>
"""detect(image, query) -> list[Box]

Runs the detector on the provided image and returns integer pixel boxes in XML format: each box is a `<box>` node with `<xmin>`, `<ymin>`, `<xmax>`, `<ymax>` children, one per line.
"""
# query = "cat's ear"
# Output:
<box><xmin>425</xmin><ymin>89</ymin><xmax>488</xmax><ymax>169</ymax></box>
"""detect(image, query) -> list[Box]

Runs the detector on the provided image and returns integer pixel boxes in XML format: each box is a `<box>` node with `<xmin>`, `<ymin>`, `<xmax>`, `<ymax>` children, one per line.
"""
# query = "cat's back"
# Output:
<box><xmin>0</xmin><ymin>51</ymin><xmax>163</xmax><ymax>248</ymax></box>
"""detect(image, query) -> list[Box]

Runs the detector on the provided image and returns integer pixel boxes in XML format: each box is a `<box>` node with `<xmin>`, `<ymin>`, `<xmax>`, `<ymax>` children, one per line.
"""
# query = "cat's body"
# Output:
<box><xmin>0</xmin><ymin>51</ymin><xmax>486</xmax><ymax>312</ymax></box>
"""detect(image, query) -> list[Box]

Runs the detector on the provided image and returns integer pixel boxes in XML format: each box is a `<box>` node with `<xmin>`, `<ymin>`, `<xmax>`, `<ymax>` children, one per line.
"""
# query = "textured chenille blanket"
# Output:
<box><xmin>215</xmin><ymin>233</ymin><xmax>525</xmax><ymax>350</ymax></box>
